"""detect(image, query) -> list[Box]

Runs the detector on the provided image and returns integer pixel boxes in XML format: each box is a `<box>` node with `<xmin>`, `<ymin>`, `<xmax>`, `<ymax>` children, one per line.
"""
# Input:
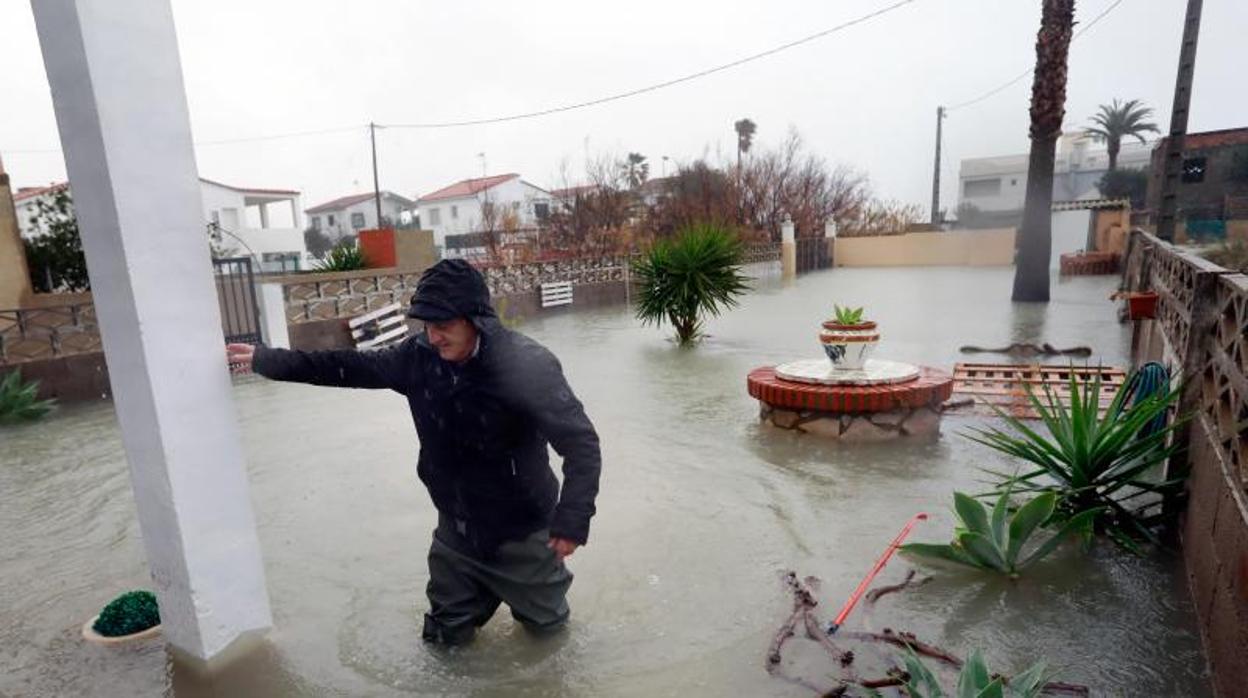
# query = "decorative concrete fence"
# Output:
<box><xmin>1121</xmin><ymin>229</ymin><xmax>1248</xmax><ymax>697</ymax></box>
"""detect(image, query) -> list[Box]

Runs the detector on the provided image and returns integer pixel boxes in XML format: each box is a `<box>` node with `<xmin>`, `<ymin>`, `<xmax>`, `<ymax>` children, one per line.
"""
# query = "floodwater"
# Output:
<box><xmin>0</xmin><ymin>267</ymin><xmax>1210</xmax><ymax>696</ymax></box>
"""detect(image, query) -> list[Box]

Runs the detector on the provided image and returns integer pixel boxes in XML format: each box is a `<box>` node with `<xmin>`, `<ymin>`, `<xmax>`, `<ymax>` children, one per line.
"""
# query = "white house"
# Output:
<box><xmin>415</xmin><ymin>174</ymin><xmax>554</xmax><ymax>256</ymax></box>
<box><xmin>305</xmin><ymin>191</ymin><xmax>415</xmax><ymax>242</ymax></box>
<box><xmin>958</xmin><ymin>132</ymin><xmax>1155</xmax><ymax>212</ymax></box>
<box><xmin>15</xmin><ymin>177</ymin><xmax>311</xmax><ymax>273</ymax></box>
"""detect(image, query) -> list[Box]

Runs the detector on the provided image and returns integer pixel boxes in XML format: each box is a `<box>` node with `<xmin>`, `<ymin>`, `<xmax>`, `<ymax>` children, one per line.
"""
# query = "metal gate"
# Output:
<box><xmin>213</xmin><ymin>257</ymin><xmax>263</xmax><ymax>344</ymax></box>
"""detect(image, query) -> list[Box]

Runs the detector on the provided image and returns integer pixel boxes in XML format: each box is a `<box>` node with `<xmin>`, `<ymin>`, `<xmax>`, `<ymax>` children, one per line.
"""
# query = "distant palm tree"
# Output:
<box><xmin>1012</xmin><ymin>0</ymin><xmax>1076</xmax><ymax>304</ymax></box>
<box><xmin>734</xmin><ymin>118</ymin><xmax>756</xmax><ymax>170</ymax></box>
<box><xmin>1084</xmin><ymin>99</ymin><xmax>1160</xmax><ymax>171</ymax></box>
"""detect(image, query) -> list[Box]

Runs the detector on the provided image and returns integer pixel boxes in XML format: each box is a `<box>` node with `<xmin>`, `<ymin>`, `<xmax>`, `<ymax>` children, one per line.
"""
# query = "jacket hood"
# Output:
<box><xmin>408</xmin><ymin>259</ymin><xmax>497</xmax><ymax>324</ymax></box>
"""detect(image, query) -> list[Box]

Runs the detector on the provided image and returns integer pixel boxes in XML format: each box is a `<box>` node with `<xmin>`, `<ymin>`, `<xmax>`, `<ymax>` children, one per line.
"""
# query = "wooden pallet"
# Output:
<box><xmin>948</xmin><ymin>363</ymin><xmax>1127</xmax><ymax>419</ymax></box>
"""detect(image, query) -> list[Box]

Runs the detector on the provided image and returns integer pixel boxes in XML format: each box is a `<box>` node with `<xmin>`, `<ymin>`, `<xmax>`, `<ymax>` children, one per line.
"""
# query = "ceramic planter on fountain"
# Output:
<box><xmin>820</xmin><ymin>320</ymin><xmax>880</xmax><ymax>370</ymax></box>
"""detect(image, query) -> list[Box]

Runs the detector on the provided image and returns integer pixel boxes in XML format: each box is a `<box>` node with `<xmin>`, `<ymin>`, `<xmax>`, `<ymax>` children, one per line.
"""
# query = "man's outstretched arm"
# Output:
<box><xmin>227</xmin><ymin>341</ymin><xmax>412</xmax><ymax>393</ymax></box>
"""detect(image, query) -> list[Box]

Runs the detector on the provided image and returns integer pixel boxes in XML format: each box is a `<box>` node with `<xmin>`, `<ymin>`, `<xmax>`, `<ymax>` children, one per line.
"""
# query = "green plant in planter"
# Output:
<box><xmin>832</xmin><ymin>304</ymin><xmax>865</xmax><ymax>325</ymax></box>
<box><xmin>313</xmin><ymin>241</ymin><xmax>368</xmax><ymax>272</ymax></box>
<box><xmin>93</xmin><ymin>590</ymin><xmax>160</xmax><ymax>637</ymax></box>
<box><xmin>966</xmin><ymin>370</ymin><xmax>1184</xmax><ymax>548</ymax></box>
<box><xmin>0</xmin><ymin>369</ymin><xmax>56</xmax><ymax>424</ymax></box>
<box><xmin>901</xmin><ymin>490</ymin><xmax>1099</xmax><ymax>577</ymax></box>
<box><xmin>896</xmin><ymin>648</ymin><xmax>1050</xmax><ymax>698</ymax></box>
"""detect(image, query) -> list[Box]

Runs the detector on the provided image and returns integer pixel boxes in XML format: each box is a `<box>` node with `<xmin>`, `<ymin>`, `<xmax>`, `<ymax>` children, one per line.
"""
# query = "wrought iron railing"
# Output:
<box><xmin>0</xmin><ymin>303</ymin><xmax>102</xmax><ymax>364</ymax></box>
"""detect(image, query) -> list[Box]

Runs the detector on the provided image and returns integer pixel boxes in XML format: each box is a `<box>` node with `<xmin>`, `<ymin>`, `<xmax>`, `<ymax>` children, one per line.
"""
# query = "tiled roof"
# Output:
<box><xmin>12</xmin><ymin>182</ymin><xmax>68</xmax><ymax>202</ymax></box>
<box><xmin>14</xmin><ymin>178</ymin><xmax>299</xmax><ymax>202</ymax></box>
<box><xmin>551</xmin><ymin>184</ymin><xmax>599</xmax><ymax>199</ymax></box>
<box><xmin>418</xmin><ymin>174</ymin><xmax>519</xmax><ymax>203</ymax></box>
<box><xmin>1181</xmin><ymin>127</ymin><xmax>1248</xmax><ymax>151</ymax></box>
<box><xmin>305</xmin><ymin>191</ymin><xmax>415</xmax><ymax>214</ymax></box>
<box><xmin>199</xmin><ymin>177</ymin><xmax>300</xmax><ymax>196</ymax></box>
<box><xmin>305</xmin><ymin>192</ymin><xmax>380</xmax><ymax>214</ymax></box>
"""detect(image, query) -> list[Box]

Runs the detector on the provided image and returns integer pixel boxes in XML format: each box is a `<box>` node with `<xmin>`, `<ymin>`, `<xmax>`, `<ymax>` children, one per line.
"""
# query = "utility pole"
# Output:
<box><xmin>369</xmin><ymin>122</ymin><xmax>383</xmax><ymax>228</ymax></box>
<box><xmin>1156</xmin><ymin>0</ymin><xmax>1203</xmax><ymax>242</ymax></box>
<box><xmin>930</xmin><ymin>106</ymin><xmax>945</xmax><ymax>226</ymax></box>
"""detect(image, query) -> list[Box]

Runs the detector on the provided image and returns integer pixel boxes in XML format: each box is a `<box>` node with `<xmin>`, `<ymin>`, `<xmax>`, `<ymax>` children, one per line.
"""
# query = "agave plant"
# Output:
<box><xmin>901</xmin><ymin>490</ymin><xmax>1098</xmax><ymax>578</ymax></box>
<box><xmin>966</xmin><ymin>370</ymin><xmax>1184</xmax><ymax>547</ymax></box>
<box><xmin>633</xmin><ymin>222</ymin><xmax>750</xmax><ymax>345</ymax></box>
<box><xmin>898</xmin><ymin>648</ymin><xmax>1049</xmax><ymax>698</ymax></box>
<box><xmin>313</xmin><ymin>241</ymin><xmax>369</xmax><ymax>272</ymax></box>
<box><xmin>0</xmin><ymin>369</ymin><xmax>56</xmax><ymax>424</ymax></box>
<box><xmin>832</xmin><ymin>304</ymin><xmax>865</xmax><ymax>325</ymax></box>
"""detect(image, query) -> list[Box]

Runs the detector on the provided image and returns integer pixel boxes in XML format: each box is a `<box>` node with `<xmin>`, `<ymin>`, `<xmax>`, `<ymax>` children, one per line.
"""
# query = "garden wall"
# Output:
<box><xmin>1122</xmin><ymin>230</ymin><xmax>1248</xmax><ymax>697</ymax></box>
<box><xmin>832</xmin><ymin>228</ymin><xmax>1016</xmax><ymax>267</ymax></box>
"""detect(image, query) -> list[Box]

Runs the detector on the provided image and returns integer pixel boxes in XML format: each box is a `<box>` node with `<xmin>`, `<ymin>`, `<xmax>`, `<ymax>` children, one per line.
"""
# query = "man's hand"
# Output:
<box><xmin>226</xmin><ymin>343</ymin><xmax>256</xmax><ymax>374</ymax></box>
<box><xmin>547</xmin><ymin>537</ymin><xmax>579</xmax><ymax>562</ymax></box>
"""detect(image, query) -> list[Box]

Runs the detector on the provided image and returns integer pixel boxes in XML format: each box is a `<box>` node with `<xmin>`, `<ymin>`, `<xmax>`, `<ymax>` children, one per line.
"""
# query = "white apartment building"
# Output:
<box><xmin>15</xmin><ymin>177</ymin><xmax>311</xmax><ymax>273</ymax></box>
<box><xmin>958</xmin><ymin>133</ymin><xmax>1155</xmax><ymax>212</ymax></box>
<box><xmin>304</xmin><ymin>191</ymin><xmax>415</xmax><ymax>242</ymax></box>
<box><xmin>415</xmin><ymin>174</ymin><xmax>554</xmax><ymax>256</ymax></box>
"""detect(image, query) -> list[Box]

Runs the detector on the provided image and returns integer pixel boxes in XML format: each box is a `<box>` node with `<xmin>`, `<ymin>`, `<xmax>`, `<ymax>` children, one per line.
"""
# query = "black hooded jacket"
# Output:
<box><xmin>252</xmin><ymin>262</ymin><xmax>601</xmax><ymax>556</ymax></box>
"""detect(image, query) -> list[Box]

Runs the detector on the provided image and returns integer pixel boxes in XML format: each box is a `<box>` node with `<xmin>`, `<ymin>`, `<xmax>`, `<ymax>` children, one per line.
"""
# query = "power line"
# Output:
<box><xmin>4</xmin><ymin>124</ymin><xmax>364</xmax><ymax>155</ymax></box>
<box><xmin>382</xmin><ymin>0</ymin><xmax>920</xmax><ymax>129</ymax></box>
<box><xmin>946</xmin><ymin>0</ymin><xmax>1126</xmax><ymax>112</ymax></box>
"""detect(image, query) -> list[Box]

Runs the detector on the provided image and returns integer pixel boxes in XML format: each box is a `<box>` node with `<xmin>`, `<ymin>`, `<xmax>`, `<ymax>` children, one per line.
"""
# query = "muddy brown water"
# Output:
<box><xmin>0</xmin><ymin>268</ymin><xmax>1210</xmax><ymax>696</ymax></box>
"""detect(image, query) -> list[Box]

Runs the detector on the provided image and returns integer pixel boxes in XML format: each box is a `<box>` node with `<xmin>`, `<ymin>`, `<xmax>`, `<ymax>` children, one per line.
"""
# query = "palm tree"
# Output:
<box><xmin>1084</xmin><ymin>99</ymin><xmax>1160</xmax><ymax>171</ymax></box>
<box><xmin>623</xmin><ymin>152</ymin><xmax>649</xmax><ymax>190</ymax></box>
<box><xmin>633</xmin><ymin>223</ymin><xmax>750</xmax><ymax>345</ymax></box>
<box><xmin>734</xmin><ymin>118</ymin><xmax>756</xmax><ymax>170</ymax></box>
<box><xmin>1012</xmin><ymin>0</ymin><xmax>1076</xmax><ymax>304</ymax></box>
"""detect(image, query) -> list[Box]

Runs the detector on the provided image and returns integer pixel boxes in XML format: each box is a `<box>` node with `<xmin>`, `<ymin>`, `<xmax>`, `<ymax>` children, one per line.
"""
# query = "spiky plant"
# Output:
<box><xmin>901</xmin><ymin>490</ymin><xmax>1099</xmax><ymax>578</ymax></box>
<box><xmin>832</xmin><ymin>304</ymin><xmax>866</xmax><ymax>325</ymax></box>
<box><xmin>313</xmin><ymin>241</ymin><xmax>368</xmax><ymax>272</ymax></box>
<box><xmin>898</xmin><ymin>648</ymin><xmax>1050</xmax><ymax>698</ymax></box>
<box><xmin>633</xmin><ymin>223</ymin><xmax>750</xmax><ymax>345</ymax></box>
<box><xmin>0</xmin><ymin>369</ymin><xmax>56</xmax><ymax>424</ymax></box>
<box><xmin>967</xmin><ymin>370</ymin><xmax>1184</xmax><ymax>548</ymax></box>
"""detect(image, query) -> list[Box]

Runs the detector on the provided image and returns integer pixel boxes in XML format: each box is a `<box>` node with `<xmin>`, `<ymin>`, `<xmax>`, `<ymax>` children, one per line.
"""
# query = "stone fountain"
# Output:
<box><xmin>747</xmin><ymin>314</ymin><xmax>953</xmax><ymax>440</ymax></box>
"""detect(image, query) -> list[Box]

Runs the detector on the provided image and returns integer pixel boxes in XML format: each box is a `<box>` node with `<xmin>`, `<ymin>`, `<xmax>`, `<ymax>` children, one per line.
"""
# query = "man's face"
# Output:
<box><xmin>425</xmin><ymin>317</ymin><xmax>478</xmax><ymax>363</ymax></box>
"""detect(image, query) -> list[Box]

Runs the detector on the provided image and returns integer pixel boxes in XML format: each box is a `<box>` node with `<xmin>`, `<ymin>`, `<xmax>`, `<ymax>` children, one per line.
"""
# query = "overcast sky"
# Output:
<box><xmin>2</xmin><ymin>0</ymin><xmax>1245</xmax><ymax>218</ymax></box>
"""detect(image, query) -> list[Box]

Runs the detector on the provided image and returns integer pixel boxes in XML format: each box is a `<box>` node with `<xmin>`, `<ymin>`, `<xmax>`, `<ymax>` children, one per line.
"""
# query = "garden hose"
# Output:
<box><xmin>1123</xmin><ymin>361</ymin><xmax>1171</xmax><ymax>438</ymax></box>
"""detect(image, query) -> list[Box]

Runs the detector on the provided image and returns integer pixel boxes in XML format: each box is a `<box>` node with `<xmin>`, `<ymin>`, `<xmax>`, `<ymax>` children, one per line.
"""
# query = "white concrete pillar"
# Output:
<box><xmin>781</xmin><ymin>213</ymin><xmax>796</xmax><ymax>281</ymax></box>
<box><xmin>289</xmin><ymin>197</ymin><xmax>301</xmax><ymax>231</ymax></box>
<box><xmin>31</xmin><ymin>0</ymin><xmax>272</xmax><ymax>660</ymax></box>
<box><xmin>258</xmin><ymin>202</ymin><xmax>269</xmax><ymax>229</ymax></box>
<box><xmin>257</xmin><ymin>282</ymin><xmax>290</xmax><ymax>349</ymax></box>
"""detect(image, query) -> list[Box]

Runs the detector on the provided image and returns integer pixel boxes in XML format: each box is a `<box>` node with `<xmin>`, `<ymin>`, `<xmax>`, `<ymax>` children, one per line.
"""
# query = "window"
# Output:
<box><xmin>1009</xmin><ymin>179</ymin><xmax>1018</xmax><ymax>187</ymax></box>
<box><xmin>351</xmin><ymin>212</ymin><xmax>366</xmax><ymax>229</ymax></box>
<box><xmin>310</xmin><ymin>216</ymin><xmax>320</xmax><ymax>230</ymax></box>
<box><xmin>428</xmin><ymin>208</ymin><xmax>442</xmax><ymax>225</ymax></box>
<box><xmin>1182</xmin><ymin>157</ymin><xmax>1207</xmax><ymax>183</ymax></box>
<box><xmin>327</xmin><ymin>214</ymin><xmax>336</xmax><ymax>227</ymax></box>
<box><xmin>534</xmin><ymin>202</ymin><xmax>550</xmax><ymax>221</ymax></box>
<box><xmin>964</xmin><ymin>178</ymin><xmax>1002</xmax><ymax>198</ymax></box>
<box><xmin>451</xmin><ymin>205</ymin><xmax>458</xmax><ymax>219</ymax></box>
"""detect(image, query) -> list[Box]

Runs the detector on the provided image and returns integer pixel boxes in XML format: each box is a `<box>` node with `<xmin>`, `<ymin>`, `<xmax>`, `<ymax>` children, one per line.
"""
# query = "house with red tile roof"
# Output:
<box><xmin>414</xmin><ymin>173</ymin><xmax>553</xmax><ymax>256</ymax></box>
<box><xmin>16</xmin><ymin>177</ymin><xmax>313</xmax><ymax>272</ymax></box>
<box><xmin>304</xmin><ymin>190</ymin><xmax>416</xmax><ymax>242</ymax></box>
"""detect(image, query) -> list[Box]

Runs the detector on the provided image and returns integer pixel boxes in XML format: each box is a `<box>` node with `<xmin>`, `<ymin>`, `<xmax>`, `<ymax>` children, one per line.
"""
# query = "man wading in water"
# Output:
<box><xmin>226</xmin><ymin>259</ymin><xmax>601</xmax><ymax>644</ymax></box>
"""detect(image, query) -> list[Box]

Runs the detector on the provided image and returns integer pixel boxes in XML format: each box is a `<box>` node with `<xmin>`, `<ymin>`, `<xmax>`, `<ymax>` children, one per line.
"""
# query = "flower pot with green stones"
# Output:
<box><xmin>82</xmin><ymin>590</ymin><xmax>162</xmax><ymax>645</ymax></box>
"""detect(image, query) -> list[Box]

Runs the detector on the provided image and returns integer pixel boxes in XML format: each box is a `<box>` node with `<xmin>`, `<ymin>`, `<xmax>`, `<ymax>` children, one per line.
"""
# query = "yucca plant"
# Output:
<box><xmin>0</xmin><ymin>369</ymin><xmax>56</xmax><ymax>424</ymax></box>
<box><xmin>313</xmin><ymin>241</ymin><xmax>368</xmax><ymax>272</ymax></box>
<box><xmin>901</xmin><ymin>490</ymin><xmax>1098</xmax><ymax>578</ymax></box>
<box><xmin>898</xmin><ymin>648</ymin><xmax>1049</xmax><ymax>698</ymax></box>
<box><xmin>633</xmin><ymin>222</ymin><xmax>750</xmax><ymax>345</ymax></box>
<box><xmin>832</xmin><ymin>304</ymin><xmax>865</xmax><ymax>325</ymax></box>
<box><xmin>967</xmin><ymin>370</ymin><xmax>1184</xmax><ymax>548</ymax></box>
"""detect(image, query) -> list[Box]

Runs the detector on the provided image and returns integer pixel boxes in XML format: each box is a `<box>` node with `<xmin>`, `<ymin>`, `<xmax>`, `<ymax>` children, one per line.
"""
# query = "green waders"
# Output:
<box><xmin>422</xmin><ymin>521</ymin><xmax>573</xmax><ymax>645</ymax></box>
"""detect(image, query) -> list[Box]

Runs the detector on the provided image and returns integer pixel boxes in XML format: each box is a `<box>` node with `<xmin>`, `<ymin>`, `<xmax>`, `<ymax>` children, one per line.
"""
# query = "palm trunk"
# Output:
<box><xmin>1012</xmin><ymin>0</ymin><xmax>1076</xmax><ymax>303</ymax></box>
<box><xmin>1107</xmin><ymin>138</ymin><xmax>1120</xmax><ymax>171</ymax></box>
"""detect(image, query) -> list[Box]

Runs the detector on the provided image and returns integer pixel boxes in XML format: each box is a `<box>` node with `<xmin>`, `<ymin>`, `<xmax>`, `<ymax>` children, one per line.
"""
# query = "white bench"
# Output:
<box><xmin>540</xmin><ymin>281</ymin><xmax>573</xmax><ymax>309</ymax></box>
<box><xmin>349</xmin><ymin>302</ymin><xmax>409</xmax><ymax>350</ymax></box>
